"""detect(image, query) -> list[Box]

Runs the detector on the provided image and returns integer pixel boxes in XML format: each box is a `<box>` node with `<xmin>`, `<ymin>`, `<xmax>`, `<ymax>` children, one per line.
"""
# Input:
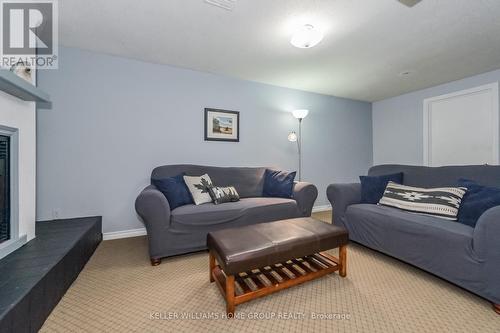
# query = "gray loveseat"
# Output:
<box><xmin>327</xmin><ymin>164</ymin><xmax>500</xmax><ymax>312</ymax></box>
<box><xmin>135</xmin><ymin>165</ymin><xmax>318</xmax><ymax>265</ymax></box>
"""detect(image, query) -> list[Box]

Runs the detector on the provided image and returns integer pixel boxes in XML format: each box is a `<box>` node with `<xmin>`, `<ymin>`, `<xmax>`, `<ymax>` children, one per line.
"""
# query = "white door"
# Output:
<box><xmin>423</xmin><ymin>83</ymin><xmax>499</xmax><ymax>166</ymax></box>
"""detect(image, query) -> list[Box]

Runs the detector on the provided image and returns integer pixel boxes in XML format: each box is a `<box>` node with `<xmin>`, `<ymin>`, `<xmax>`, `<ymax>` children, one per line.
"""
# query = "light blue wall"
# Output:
<box><xmin>373</xmin><ymin>69</ymin><xmax>500</xmax><ymax>165</ymax></box>
<box><xmin>37</xmin><ymin>47</ymin><xmax>372</xmax><ymax>233</ymax></box>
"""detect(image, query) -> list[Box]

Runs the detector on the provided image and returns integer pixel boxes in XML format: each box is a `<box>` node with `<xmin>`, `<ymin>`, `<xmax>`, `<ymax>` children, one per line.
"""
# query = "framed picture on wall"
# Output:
<box><xmin>204</xmin><ymin>108</ymin><xmax>240</xmax><ymax>142</ymax></box>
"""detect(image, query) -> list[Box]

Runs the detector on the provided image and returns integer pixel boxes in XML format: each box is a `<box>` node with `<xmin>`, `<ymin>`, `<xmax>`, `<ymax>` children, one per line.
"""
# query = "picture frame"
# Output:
<box><xmin>204</xmin><ymin>108</ymin><xmax>240</xmax><ymax>142</ymax></box>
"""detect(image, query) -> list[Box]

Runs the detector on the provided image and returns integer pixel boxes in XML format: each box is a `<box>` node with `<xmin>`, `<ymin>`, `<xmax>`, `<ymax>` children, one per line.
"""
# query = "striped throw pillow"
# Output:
<box><xmin>208</xmin><ymin>186</ymin><xmax>240</xmax><ymax>205</ymax></box>
<box><xmin>378</xmin><ymin>182</ymin><xmax>467</xmax><ymax>220</ymax></box>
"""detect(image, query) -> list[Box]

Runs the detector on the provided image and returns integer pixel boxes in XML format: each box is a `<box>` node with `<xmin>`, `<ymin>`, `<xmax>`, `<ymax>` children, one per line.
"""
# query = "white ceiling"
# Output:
<box><xmin>59</xmin><ymin>0</ymin><xmax>500</xmax><ymax>102</ymax></box>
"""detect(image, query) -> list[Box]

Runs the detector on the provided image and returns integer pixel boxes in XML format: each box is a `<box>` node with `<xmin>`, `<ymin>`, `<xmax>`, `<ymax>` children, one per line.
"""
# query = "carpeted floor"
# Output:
<box><xmin>41</xmin><ymin>211</ymin><xmax>500</xmax><ymax>333</ymax></box>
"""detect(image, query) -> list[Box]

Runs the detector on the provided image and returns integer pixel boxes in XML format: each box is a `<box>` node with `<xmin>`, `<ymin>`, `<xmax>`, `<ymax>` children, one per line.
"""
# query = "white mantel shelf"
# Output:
<box><xmin>0</xmin><ymin>70</ymin><xmax>51</xmax><ymax>108</ymax></box>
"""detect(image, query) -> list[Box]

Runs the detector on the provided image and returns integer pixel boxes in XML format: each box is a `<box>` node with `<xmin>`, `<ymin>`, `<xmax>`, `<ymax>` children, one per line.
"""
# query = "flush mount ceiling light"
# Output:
<box><xmin>204</xmin><ymin>0</ymin><xmax>236</xmax><ymax>11</ymax></box>
<box><xmin>290</xmin><ymin>24</ymin><xmax>324</xmax><ymax>49</ymax></box>
<box><xmin>398</xmin><ymin>0</ymin><xmax>422</xmax><ymax>8</ymax></box>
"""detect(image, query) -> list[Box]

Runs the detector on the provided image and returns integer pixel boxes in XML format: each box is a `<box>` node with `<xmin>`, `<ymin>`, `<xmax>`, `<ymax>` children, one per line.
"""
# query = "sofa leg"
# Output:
<box><xmin>151</xmin><ymin>258</ymin><xmax>161</xmax><ymax>266</ymax></box>
<box><xmin>494</xmin><ymin>303</ymin><xmax>500</xmax><ymax>314</ymax></box>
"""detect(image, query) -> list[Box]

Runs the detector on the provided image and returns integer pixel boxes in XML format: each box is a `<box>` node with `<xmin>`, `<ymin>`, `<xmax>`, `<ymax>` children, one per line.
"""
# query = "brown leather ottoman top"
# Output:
<box><xmin>207</xmin><ymin>217</ymin><xmax>348</xmax><ymax>276</ymax></box>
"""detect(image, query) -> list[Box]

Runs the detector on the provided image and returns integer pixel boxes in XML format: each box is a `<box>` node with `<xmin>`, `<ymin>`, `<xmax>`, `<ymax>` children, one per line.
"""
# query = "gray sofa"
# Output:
<box><xmin>135</xmin><ymin>165</ymin><xmax>318</xmax><ymax>265</ymax></box>
<box><xmin>327</xmin><ymin>164</ymin><xmax>500</xmax><ymax>312</ymax></box>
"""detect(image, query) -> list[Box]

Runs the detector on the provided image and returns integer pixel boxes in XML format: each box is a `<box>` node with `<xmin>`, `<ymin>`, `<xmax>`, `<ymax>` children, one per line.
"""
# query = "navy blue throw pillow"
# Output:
<box><xmin>152</xmin><ymin>173</ymin><xmax>193</xmax><ymax>210</ymax></box>
<box><xmin>359</xmin><ymin>172</ymin><xmax>403</xmax><ymax>204</ymax></box>
<box><xmin>263</xmin><ymin>169</ymin><xmax>296</xmax><ymax>198</ymax></box>
<box><xmin>457</xmin><ymin>179</ymin><xmax>500</xmax><ymax>228</ymax></box>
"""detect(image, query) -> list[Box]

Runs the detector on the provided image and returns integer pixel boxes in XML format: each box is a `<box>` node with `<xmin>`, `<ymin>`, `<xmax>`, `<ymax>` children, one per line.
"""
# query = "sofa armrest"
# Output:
<box><xmin>292</xmin><ymin>182</ymin><xmax>318</xmax><ymax>216</ymax></box>
<box><xmin>135</xmin><ymin>185</ymin><xmax>171</xmax><ymax>235</ymax></box>
<box><xmin>473</xmin><ymin>206</ymin><xmax>500</xmax><ymax>261</ymax></box>
<box><xmin>472</xmin><ymin>206</ymin><xmax>500</xmax><ymax>303</ymax></box>
<box><xmin>326</xmin><ymin>183</ymin><xmax>361</xmax><ymax>227</ymax></box>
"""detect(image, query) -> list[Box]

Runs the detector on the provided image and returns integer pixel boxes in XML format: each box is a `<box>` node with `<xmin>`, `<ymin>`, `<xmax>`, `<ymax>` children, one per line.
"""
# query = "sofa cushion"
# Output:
<box><xmin>171</xmin><ymin>197</ymin><xmax>299</xmax><ymax>228</ymax></box>
<box><xmin>359</xmin><ymin>172</ymin><xmax>403</xmax><ymax>204</ymax></box>
<box><xmin>152</xmin><ymin>165</ymin><xmax>267</xmax><ymax>198</ymax></box>
<box><xmin>183</xmin><ymin>174</ymin><xmax>214</xmax><ymax>205</ymax></box>
<box><xmin>152</xmin><ymin>173</ymin><xmax>193</xmax><ymax>210</ymax></box>
<box><xmin>263</xmin><ymin>169</ymin><xmax>296</xmax><ymax>198</ymax></box>
<box><xmin>457</xmin><ymin>179</ymin><xmax>500</xmax><ymax>227</ymax></box>
<box><xmin>208</xmin><ymin>186</ymin><xmax>240</xmax><ymax>204</ymax></box>
<box><xmin>346</xmin><ymin>204</ymin><xmax>473</xmax><ymax>238</ymax></box>
<box><xmin>345</xmin><ymin>204</ymin><xmax>475</xmax><ymax>274</ymax></box>
<box><xmin>368</xmin><ymin>164</ymin><xmax>500</xmax><ymax>188</ymax></box>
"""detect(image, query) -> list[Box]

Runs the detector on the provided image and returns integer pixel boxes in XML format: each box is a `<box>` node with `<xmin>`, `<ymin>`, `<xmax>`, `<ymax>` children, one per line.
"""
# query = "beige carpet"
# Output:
<box><xmin>41</xmin><ymin>211</ymin><xmax>500</xmax><ymax>333</ymax></box>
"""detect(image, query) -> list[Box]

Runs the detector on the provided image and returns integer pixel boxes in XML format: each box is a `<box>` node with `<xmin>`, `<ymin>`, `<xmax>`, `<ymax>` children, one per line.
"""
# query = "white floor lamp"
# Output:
<box><xmin>288</xmin><ymin>109</ymin><xmax>309</xmax><ymax>181</ymax></box>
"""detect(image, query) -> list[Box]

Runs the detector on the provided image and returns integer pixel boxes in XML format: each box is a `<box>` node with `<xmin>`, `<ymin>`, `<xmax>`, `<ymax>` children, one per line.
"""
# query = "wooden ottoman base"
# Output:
<box><xmin>209</xmin><ymin>245</ymin><xmax>347</xmax><ymax>316</ymax></box>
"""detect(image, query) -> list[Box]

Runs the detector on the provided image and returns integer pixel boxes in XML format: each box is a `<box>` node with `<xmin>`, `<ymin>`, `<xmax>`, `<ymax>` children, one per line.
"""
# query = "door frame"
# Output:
<box><xmin>423</xmin><ymin>82</ymin><xmax>499</xmax><ymax>166</ymax></box>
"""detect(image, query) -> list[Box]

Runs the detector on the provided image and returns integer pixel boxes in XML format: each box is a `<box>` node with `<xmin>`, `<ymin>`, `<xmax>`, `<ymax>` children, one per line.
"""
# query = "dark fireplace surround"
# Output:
<box><xmin>0</xmin><ymin>135</ymin><xmax>10</xmax><ymax>244</ymax></box>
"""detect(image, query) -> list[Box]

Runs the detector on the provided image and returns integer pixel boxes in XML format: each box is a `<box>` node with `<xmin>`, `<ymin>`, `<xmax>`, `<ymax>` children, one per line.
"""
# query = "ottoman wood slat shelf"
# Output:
<box><xmin>207</xmin><ymin>217</ymin><xmax>349</xmax><ymax>316</ymax></box>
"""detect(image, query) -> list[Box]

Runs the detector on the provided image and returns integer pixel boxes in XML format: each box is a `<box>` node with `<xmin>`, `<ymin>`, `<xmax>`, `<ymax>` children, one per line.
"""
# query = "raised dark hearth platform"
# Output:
<box><xmin>0</xmin><ymin>217</ymin><xmax>102</xmax><ymax>333</ymax></box>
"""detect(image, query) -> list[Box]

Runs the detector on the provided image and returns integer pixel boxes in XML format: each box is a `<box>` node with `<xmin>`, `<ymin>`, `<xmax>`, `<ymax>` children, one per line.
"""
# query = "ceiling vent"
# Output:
<box><xmin>205</xmin><ymin>0</ymin><xmax>236</xmax><ymax>11</ymax></box>
<box><xmin>398</xmin><ymin>0</ymin><xmax>422</xmax><ymax>7</ymax></box>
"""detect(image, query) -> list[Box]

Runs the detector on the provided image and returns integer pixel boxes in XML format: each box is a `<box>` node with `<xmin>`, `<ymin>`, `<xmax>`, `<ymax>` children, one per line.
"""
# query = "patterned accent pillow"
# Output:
<box><xmin>378</xmin><ymin>181</ymin><xmax>467</xmax><ymax>220</ymax></box>
<box><xmin>208</xmin><ymin>186</ymin><xmax>240</xmax><ymax>205</ymax></box>
<box><xmin>183</xmin><ymin>174</ymin><xmax>214</xmax><ymax>205</ymax></box>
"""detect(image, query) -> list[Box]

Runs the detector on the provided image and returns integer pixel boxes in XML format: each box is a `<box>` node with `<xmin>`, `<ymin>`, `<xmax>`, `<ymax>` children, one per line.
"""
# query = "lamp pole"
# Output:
<box><xmin>298</xmin><ymin>118</ymin><xmax>302</xmax><ymax>181</ymax></box>
<box><xmin>290</xmin><ymin>109</ymin><xmax>308</xmax><ymax>182</ymax></box>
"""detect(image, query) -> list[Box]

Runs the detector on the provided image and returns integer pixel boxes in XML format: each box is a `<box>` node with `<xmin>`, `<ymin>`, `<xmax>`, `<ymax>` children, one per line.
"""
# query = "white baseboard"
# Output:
<box><xmin>103</xmin><ymin>204</ymin><xmax>332</xmax><ymax>241</ymax></box>
<box><xmin>103</xmin><ymin>228</ymin><xmax>147</xmax><ymax>240</ymax></box>
<box><xmin>312</xmin><ymin>204</ymin><xmax>332</xmax><ymax>213</ymax></box>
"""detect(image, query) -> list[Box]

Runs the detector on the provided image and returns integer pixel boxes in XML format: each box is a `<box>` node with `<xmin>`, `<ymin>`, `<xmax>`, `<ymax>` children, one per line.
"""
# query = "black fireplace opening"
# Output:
<box><xmin>0</xmin><ymin>135</ymin><xmax>10</xmax><ymax>244</ymax></box>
